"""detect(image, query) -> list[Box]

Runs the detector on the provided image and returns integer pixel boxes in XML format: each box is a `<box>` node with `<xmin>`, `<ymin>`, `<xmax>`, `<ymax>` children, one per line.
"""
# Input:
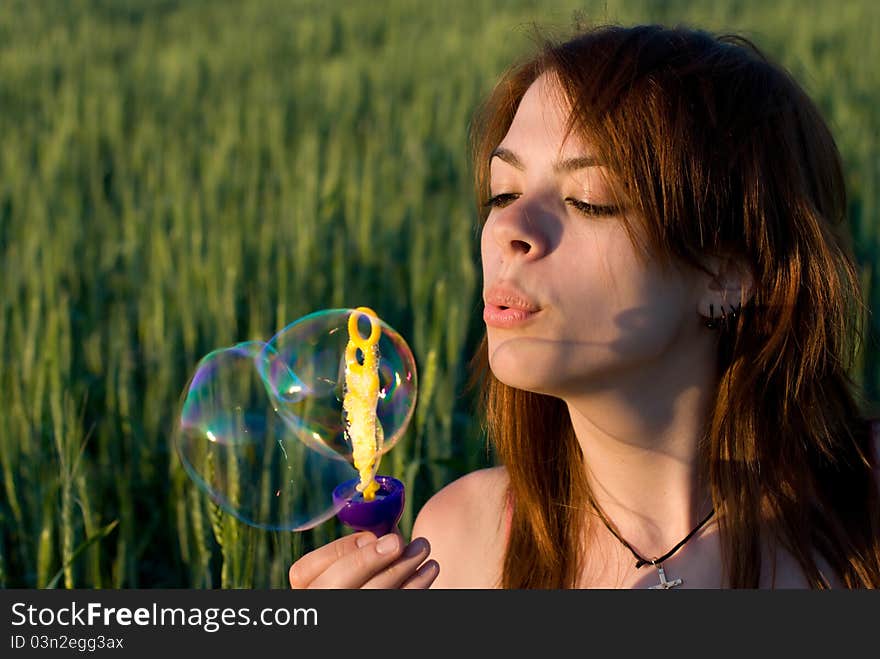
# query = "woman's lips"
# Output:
<box><xmin>483</xmin><ymin>304</ymin><xmax>541</xmax><ymax>328</ymax></box>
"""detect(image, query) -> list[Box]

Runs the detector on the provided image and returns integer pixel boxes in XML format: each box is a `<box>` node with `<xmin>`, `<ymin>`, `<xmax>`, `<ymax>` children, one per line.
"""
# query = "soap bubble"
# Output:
<box><xmin>258</xmin><ymin>308</ymin><xmax>417</xmax><ymax>465</ymax></box>
<box><xmin>173</xmin><ymin>309</ymin><xmax>417</xmax><ymax>531</ymax></box>
<box><xmin>174</xmin><ymin>341</ymin><xmax>357</xmax><ymax>531</ymax></box>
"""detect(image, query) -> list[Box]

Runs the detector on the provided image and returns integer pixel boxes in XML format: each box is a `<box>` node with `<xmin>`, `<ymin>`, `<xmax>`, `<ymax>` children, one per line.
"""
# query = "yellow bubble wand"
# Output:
<box><xmin>333</xmin><ymin>305</ymin><xmax>407</xmax><ymax>536</ymax></box>
<box><xmin>342</xmin><ymin>306</ymin><xmax>383</xmax><ymax>501</ymax></box>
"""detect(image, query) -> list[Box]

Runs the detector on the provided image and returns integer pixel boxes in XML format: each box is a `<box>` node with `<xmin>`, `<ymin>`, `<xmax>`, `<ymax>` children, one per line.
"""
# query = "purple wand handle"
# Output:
<box><xmin>333</xmin><ymin>475</ymin><xmax>405</xmax><ymax>537</ymax></box>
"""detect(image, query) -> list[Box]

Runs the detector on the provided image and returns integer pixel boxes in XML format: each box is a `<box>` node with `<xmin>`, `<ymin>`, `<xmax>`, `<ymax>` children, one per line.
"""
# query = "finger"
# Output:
<box><xmin>308</xmin><ymin>532</ymin><xmax>407</xmax><ymax>589</ymax></box>
<box><xmin>361</xmin><ymin>537</ymin><xmax>432</xmax><ymax>590</ymax></box>
<box><xmin>289</xmin><ymin>531</ymin><xmax>377</xmax><ymax>588</ymax></box>
<box><xmin>400</xmin><ymin>560</ymin><xmax>440</xmax><ymax>589</ymax></box>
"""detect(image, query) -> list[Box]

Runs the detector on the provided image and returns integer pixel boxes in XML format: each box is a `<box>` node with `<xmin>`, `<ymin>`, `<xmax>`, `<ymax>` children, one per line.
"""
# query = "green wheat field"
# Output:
<box><xmin>1</xmin><ymin>0</ymin><xmax>878</xmax><ymax>588</ymax></box>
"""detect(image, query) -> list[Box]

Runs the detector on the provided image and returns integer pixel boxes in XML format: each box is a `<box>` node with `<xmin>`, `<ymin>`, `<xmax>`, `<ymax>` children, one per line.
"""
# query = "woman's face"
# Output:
<box><xmin>480</xmin><ymin>73</ymin><xmax>708</xmax><ymax>397</ymax></box>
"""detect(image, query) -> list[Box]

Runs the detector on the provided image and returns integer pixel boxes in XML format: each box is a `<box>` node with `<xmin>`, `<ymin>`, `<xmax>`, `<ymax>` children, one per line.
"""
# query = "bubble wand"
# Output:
<box><xmin>332</xmin><ymin>306</ymin><xmax>405</xmax><ymax>537</ymax></box>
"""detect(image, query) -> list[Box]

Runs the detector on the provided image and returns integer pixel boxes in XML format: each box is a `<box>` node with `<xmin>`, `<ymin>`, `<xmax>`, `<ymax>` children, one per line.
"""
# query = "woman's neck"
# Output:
<box><xmin>564</xmin><ymin>345</ymin><xmax>718</xmax><ymax>555</ymax></box>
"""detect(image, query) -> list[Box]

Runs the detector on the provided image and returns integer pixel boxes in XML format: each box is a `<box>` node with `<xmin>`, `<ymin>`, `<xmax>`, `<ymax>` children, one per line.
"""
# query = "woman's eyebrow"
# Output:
<box><xmin>555</xmin><ymin>155</ymin><xmax>601</xmax><ymax>172</ymax></box>
<box><xmin>489</xmin><ymin>146</ymin><xmax>524</xmax><ymax>170</ymax></box>
<box><xmin>489</xmin><ymin>147</ymin><xmax>602</xmax><ymax>172</ymax></box>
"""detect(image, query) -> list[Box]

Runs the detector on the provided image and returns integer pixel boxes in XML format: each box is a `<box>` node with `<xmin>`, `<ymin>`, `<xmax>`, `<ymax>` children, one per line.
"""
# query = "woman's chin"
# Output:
<box><xmin>487</xmin><ymin>344</ymin><xmax>605</xmax><ymax>398</ymax></box>
<box><xmin>488</xmin><ymin>355</ymin><xmax>561</xmax><ymax>396</ymax></box>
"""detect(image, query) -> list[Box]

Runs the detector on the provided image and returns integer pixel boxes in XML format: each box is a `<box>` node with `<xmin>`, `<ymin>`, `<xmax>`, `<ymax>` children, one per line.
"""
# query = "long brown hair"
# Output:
<box><xmin>468</xmin><ymin>24</ymin><xmax>880</xmax><ymax>588</ymax></box>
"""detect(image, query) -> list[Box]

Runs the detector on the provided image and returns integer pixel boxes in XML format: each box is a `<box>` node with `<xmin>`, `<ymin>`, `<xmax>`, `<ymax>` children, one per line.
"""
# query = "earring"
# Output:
<box><xmin>725</xmin><ymin>303</ymin><xmax>740</xmax><ymax>325</ymax></box>
<box><xmin>705</xmin><ymin>304</ymin><xmax>719</xmax><ymax>329</ymax></box>
<box><xmin>705</xmin><ymin>302</ymin><xmax>742</xmax><ymax>330</ymax></box>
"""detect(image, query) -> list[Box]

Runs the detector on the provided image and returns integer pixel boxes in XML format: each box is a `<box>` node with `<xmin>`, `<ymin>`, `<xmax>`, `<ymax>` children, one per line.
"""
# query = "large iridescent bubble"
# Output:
<box><xmin>173</xmin><ymin>309</ymin><xmax>417</xmax><ymax>531</ymax></box>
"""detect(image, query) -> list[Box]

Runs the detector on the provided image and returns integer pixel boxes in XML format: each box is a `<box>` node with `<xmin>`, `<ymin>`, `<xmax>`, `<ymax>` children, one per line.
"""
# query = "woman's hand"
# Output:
<box><xmin>288</xmin><ymin>530</ymin><xmax>439</xmax><ymax>589</ymax></box>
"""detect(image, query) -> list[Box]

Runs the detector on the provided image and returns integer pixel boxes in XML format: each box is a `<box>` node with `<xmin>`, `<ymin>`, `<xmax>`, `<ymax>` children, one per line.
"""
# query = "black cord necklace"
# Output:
<box><xmin>590</xmin><ymin>502</ymin><xmax>715</xmax><ymax>589</ymax></box>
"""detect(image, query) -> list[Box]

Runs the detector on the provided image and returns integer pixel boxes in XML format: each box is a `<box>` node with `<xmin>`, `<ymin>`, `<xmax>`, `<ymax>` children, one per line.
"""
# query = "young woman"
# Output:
<box><xmin>288</xmin><ymin>24</ymin><xmax>880</xmax><ymax>589</ymax></box>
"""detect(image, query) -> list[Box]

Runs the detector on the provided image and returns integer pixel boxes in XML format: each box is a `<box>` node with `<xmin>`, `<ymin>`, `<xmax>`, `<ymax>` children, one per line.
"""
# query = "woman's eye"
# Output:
<box><xmin>566</xmin><ymin>198</ymin><xmax>619</xmax><ymax>217</ymax></box>
<box><xmin>483</xmin><ymin>193</ymin><xmax>519</xmax><ymax>209</ymax></box>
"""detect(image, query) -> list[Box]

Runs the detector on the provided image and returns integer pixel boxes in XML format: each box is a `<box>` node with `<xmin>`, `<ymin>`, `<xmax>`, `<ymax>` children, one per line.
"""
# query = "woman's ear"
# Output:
<box><xmin>696</xmin><ymin>253</ymin><xmax>754</xmax><ymax>318</ymax></box>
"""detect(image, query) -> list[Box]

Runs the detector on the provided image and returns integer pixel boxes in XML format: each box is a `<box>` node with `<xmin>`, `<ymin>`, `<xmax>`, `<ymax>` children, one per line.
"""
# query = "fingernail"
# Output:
<box><xmin>356</xmin><ymin>534</ymin><xmax>375</xmax><ymax>548</ymax></box>
<box><xmin>418</xmin><ymin>561</ymin><xmax>439</xmax><ymax>579</ymax></box>
<box><xmin>376</xmin><ymin>534</ymin><xmax>399</xmax><ymax>554</ymax></box>
<box><xmin>402</xmin><ymin>538</ymin><xmax>428</xmax><ymax>558</ymax></box>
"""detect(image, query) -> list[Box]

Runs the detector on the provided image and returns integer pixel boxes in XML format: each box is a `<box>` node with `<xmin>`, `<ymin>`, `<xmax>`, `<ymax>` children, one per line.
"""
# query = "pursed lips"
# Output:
<box><xmin>484</xmin><ymin>283</ymin><xmax>541</xmax><ymax>312</ymax></box>
<box><xmin>483</xmin><ymin>282</ymin><xmax>542</xmax><ymax>327</ymax></box>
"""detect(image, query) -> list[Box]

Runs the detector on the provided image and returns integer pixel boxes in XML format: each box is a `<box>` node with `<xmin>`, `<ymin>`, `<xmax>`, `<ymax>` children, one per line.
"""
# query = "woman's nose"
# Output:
<box><xmin>489</xmin><ymin>200</ymin><xmax>551</xmax><ymax>260</ymax></box>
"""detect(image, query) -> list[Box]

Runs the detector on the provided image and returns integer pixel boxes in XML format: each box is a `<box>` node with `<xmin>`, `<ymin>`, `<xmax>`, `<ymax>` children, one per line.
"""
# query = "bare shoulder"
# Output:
<box><xmin>411</xmin><ymin>466</ymin><xmax>509</xmax><ymax>588</ymax></box>
<box><xmin>761</xmin><ymin>545</ymin><xmax>846</xmax><ymax>589</ymax></box>
<box><xmin>769</xmin><ymin>419</ymin><xmax>879</xmax><ymax>589</ymax></box>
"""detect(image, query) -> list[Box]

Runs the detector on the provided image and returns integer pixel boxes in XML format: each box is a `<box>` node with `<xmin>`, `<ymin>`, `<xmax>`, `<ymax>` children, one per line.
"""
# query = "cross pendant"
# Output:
<box><xmin>648</xmin><ymin>563</ymin><xmax>683</xmax><ymax>589</ymax></box>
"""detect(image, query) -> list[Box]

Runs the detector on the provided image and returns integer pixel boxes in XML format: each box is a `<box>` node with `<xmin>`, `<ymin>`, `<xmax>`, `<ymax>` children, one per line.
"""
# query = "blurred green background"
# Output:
<box><xmin>1</xmin><ymin>0</ymin><xmax>878</xmax><ymax>588</ymax></box>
